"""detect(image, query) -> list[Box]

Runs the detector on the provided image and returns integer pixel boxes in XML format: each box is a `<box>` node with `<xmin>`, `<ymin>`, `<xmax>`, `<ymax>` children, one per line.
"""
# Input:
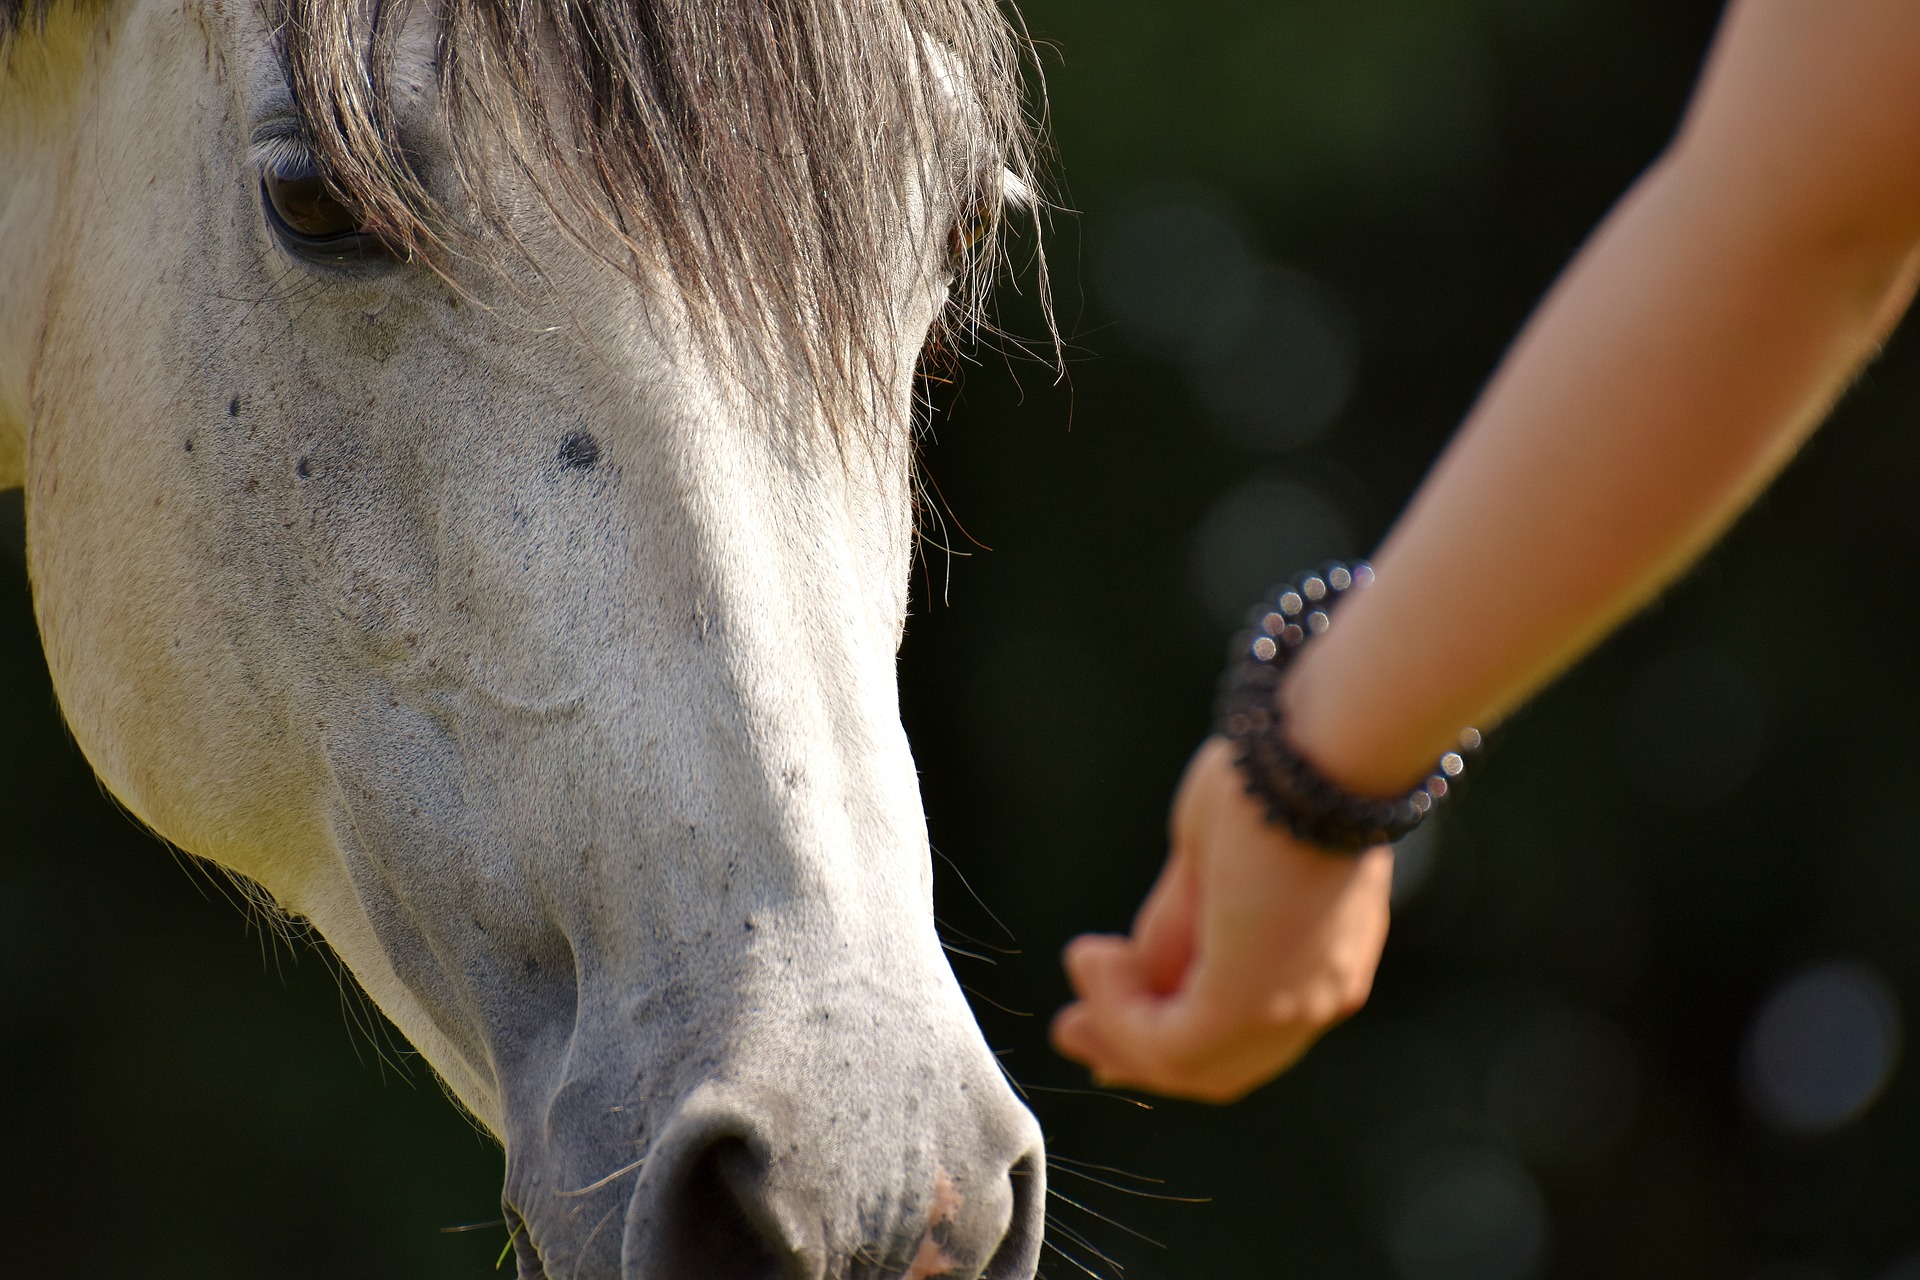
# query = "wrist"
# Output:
<box><xmin>1278</xmin><ymin>626</ymin><xmax>1458</xmax><ymax>800</ymax></box>
<box><xmin>1217</xmin><ymin>564</ymin><xmax>1477</xmax><ymax>852</ymax></box>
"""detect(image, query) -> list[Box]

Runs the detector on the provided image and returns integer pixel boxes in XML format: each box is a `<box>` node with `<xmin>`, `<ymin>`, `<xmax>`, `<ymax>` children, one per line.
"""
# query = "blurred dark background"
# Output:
<box><xmin>7</xmin><ymin>0</ymin><xmax>1920</xmax><ymax>1275</ymax></box>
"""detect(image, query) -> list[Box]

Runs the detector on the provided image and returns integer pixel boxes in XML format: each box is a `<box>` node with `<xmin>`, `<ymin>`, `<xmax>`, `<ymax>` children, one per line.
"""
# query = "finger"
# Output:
<box><xmin>1058</xmin><ymin>936</ymin><xmax>1204</xmax><ymax>1081</ymax></box>
<box><xmin>1054</xmin><ymin>998</ymin><xmax>1166</xmax><ymax>1087</ymax></box>
<box><xmin>1065</xmin><ymin>965</ymin><xmax>1238</xmax><ymax>1089</ymax></box>
<box><xmin>1088</xmin><ymin>976</ymin><xmax>1331</xmax><ymax>1102</ymax></box>
<box><xmin>1061</xmin><ymin>932</ymin><xmax>1147</xmax><ymax>1006</ymax></box>
<box><xmin>1128</xmin><ymin>847</ymin><xmax>1200</xmax><ymax>996</ymax></box>
<box><xmin>1049</xmin><ymin>1000</ymin><xmax>1116</xmax><ymax>1069</ymax></box>
<box><xmin>1054</xmin><ymin>999</ymin><xmax>1183</xmax><ymax>1090</ymax></box>
<box><xmin>1065</xmin><ymin>967</ymin><xmax>1322</xmax><ymax>1102</ymax></box>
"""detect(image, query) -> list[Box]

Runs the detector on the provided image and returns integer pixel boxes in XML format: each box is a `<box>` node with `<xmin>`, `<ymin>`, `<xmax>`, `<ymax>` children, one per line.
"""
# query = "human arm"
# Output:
<box><xmin>1053</xmin><ymin>0</ymin><xmax>1920</xmax><ymax>1102</ymax></box>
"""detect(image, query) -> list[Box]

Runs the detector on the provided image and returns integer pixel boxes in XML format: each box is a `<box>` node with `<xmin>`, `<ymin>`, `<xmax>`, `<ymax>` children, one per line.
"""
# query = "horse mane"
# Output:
<box><xmin>1</xmin><ymin>0</ymin><xmax>111</xmax><ymax>117</ymax></box>
<box><xmin>0</xmin><ymin>0</ymin><xmax>66</xmax><ymax>42</ymax></box>
<box><xmin>279</xmin><ymin>0</ymin><xmax>1054</xmax><ymax>434</ymax></box>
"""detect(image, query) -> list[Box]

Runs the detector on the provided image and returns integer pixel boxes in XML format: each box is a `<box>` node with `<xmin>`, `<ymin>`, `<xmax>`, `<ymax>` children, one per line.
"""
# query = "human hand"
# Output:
<box><xmin>1050</xmin><ymin>736</ymin><xmax>1394</xmax><ymax>1102</ymax></box>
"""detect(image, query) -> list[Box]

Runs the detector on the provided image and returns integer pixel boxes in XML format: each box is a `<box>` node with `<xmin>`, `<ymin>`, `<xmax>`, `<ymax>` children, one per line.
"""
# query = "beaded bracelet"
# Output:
<box><xmin>1215</xmin><ymin>561</ymin><xmax>1482</xmax><ymax>852</ymax></box>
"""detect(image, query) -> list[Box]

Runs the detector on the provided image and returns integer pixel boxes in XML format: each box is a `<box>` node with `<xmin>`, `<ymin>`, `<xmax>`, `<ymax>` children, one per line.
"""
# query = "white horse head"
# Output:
<box><xmin>0</xmin><ymin>0</ymin><xmax>1050</xmax><ymax>1274</ymax></box>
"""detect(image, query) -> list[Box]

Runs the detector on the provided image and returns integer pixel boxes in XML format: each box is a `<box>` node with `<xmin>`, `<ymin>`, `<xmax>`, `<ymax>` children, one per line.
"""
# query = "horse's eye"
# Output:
<box><xmin>948</xmin><ymin>200</ymin><xmax>992</xmax><ymax>269</ymax></box>
<box><xmin>264</xmin><ymin>170</ymin><xmax>359</xmax><ymax>239</ymax></box>
<box><xmin>260</xmin><ymin>168</ymin><xmax>389</xmax><ymax>264</ymax></box>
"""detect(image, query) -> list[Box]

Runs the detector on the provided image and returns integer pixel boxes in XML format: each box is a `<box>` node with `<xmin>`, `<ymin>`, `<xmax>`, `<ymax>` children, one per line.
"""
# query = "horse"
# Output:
<box><xmin>0</xmin><ymin>0</ymin><xmax>1053</xmax><ymax>1274</ymax></box>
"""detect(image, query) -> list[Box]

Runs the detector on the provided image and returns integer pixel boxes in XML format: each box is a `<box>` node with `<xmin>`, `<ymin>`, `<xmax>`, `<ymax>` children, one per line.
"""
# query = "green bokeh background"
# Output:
<box><xmin>7</xmin><ymin>1</ymin><xmax>1920</xmax><ymax>1275</ymax></box>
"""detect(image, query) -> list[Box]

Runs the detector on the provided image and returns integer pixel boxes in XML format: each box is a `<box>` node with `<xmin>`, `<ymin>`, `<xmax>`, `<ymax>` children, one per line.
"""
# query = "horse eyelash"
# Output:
<box><xmin>1001</xmin><ymin>168</ymin><xmax>1033</xmax><ymax>210</ymax></box>
<box><xmin>248</xmin><ymin>128</ymin><xmax>318</xmax><ymax>180</ymax></box>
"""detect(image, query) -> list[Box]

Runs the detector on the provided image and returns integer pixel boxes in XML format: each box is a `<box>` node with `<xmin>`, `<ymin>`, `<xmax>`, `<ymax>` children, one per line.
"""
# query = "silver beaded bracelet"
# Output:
<box><xmin>1216</xmin><ymin>562</ymin><xmax>1482</xmax><ymax>852</ymax></box>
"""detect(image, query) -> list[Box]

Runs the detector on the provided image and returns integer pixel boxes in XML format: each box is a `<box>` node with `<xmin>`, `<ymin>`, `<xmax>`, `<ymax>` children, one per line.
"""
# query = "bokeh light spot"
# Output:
<box><xmin>1189</xmin><ymin>477</ymin><xmax>1352</xmax><ymax>626</ymax></box>
<box><xmin>1741</xmin><ymin>960</ymin><xmax>1901</xmax><ymax>1136</ymax></box>
<box><xmin>1192</xmin><ymin>264</ymin><xmax>1356</xmax><ymax>450</ymax></box>
<box><xmin>1096</xmin><ymin>200</ymin><xmax>1259</xmax><ymax>361</ymax></box>
<box><xmin>1096</xmin><ymin>198</ymin><xmax>1356</xmax><ymax>449</ymax></box>
<box><xmin>1384</xmin><ymin>1145</ymin><xmax>1548</xmax><ymax>1280</ymax></box>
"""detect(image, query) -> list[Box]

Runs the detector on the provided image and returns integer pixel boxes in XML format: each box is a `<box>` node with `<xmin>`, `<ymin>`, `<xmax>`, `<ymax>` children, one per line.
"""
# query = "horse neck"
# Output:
<box><xmin>1</xmin><ymin>5</ymin><xmax>115</xmax><ymax>489</ymax></box>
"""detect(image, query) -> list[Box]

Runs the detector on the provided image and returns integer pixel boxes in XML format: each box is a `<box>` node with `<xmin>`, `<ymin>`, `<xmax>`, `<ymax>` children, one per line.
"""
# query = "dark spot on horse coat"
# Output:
<box><xmin>183</xmin><ymin>438</ymin><xmax>193</xmax><ymax>452</ymax></box>
<box><xmin>296</xmin><ymin>456</ymin><xmax>311</xmax><ymax>479</ymax></box>
<box><xmin>558</xmin><ymin>429</ymin><xmax>601</xmax><ymax>471</ymax></box>
<box><xmin>227</xmin><ymin>396</ymin><xmax>240</xmax><ymax>417</ymax></box>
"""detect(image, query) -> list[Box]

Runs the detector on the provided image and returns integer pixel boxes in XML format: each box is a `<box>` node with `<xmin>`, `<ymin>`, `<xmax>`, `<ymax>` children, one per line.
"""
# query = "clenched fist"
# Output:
<box><xmin>1051</xmin><ymin>737</ymin><xmax>1394</xmax><ymax>1103</ymax></box>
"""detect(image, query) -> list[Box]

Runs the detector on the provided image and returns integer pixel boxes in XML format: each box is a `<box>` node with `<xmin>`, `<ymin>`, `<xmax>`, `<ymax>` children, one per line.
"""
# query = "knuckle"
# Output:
<box><xmin>1153</xmin><ymin>1042</ymin><xmax>1210</xmax><ymax>1078</ymax></box>
<box><xmin>1299</xmin><ymin>990</ymin><xmax>1342</xmax><ymax>1026</ymax></box>
<box><xmin>1265</xmin><ymin>991</ymin><xmax>1305</xmax><ymax>1025</ymax></box>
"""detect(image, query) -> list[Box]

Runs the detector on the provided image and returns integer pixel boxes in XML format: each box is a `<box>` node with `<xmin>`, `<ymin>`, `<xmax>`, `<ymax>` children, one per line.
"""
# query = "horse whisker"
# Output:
<box><xmin>439</xmin><ymin>1218</ymin><xmax>508</xmax><ymax>1233</ymax></box>
<box><xmin>569</xmin><ymin>1204</ymin><xmax>621</xmax><ymax>1280</ymax></box>
<box><xmin>558</xmin><ymin>1155</ymin><xmax>647</xmax><ymax>1197</ymax></box>
<box><xmin>934</xmin><ymin>917</ymin><xmax>1021</xmax><ymax>956</ymax></box>
<box><xmin>1046</xmin><ymin>1188</ymin><xmax>1165</xmax><ymax>1248</ymax></box>
<box><xmin>1040</xmin><ymin>1234</ymin><xmax>1114</xmax><ymax>1280</ymax></box>
<box><xmin>940</xmin><ymin>940</ymin><xmax>999</xmax><ymax>965</ymax></box>
<box><xmin>1048</xmin><ymin>1164</ymin><xmax>1210</xmax><ymax>1204</ymax></box>
<box><xmin>961</xmin><ymin>985</ymin><xmax>1033</xmax><ymax>1017</ymax></box>
<box><xmin>930</xmin><ymin>846</ymin><xmax>1017</xmax><ymax>943</ymax></box>
<box><xmin>1043</xmin><ymin>1214</ymin><xmax>1128</xmax><ymax>1274</ymax></box>
<box><xmin>1015</xmin><ymin>1083</ymin><xmax>1153</xmax><ymax>1109</ymax></box>
<box><xmin>992</xmin><ymin>1056</ymin><xmax>1032</xmax><ymax>1102</ymax></box>
<box><xmin>1046</xmin><ymin>1155</ymin><xmax>1164</xmax><ymax>1184</ymax></box>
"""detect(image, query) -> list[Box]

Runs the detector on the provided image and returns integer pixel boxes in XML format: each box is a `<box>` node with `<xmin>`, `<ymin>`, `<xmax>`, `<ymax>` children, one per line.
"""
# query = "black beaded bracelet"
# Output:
<box><xmin>1215</xmin><ymin>561</ymin><xmax>1483</xmax><ymax>853</ymax></box>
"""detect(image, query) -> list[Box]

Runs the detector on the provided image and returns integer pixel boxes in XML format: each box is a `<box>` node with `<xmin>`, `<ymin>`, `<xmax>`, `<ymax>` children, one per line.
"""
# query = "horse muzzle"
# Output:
<box><xmin>502</xmin><ymin>1090</ymin><xmax>1044</xmax><ymax>1279</ymax></box>
<box><xmin>495</xmin><ymin>961</ymin><xmax>1045</xmax><ymax>1280</ymax></box>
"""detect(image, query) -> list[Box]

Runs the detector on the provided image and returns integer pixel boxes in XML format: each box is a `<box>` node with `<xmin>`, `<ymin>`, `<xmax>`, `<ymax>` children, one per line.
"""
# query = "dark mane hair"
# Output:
<box><xmin>0</xmin><ymin>0</ymin><xmax>47</xmax><ymax>38</ymax></box>
<box><xmin>277</xmin><ymin>0</ymin><xmax>1053</xmax><ymax>429</ymax></box>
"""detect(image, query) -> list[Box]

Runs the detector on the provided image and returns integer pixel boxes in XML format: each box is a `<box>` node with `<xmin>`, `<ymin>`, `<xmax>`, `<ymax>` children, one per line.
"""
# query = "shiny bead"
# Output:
<box><xmin>1219</xmin><ymin>554</ymin><xmax>1465</xmax><ymax>851</ymax></box>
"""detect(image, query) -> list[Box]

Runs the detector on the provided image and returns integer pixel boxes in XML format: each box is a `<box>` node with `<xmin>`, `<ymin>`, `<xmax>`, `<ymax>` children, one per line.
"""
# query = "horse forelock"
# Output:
<box><xmin>276</xmin><ymin>0</ymin><xmax>1054</xmax><ymax>436</ymax></box>
<box><xmin>1</xmin><ymin>0</ymin><xmax>112</xmax><ymax>117</ymax></box>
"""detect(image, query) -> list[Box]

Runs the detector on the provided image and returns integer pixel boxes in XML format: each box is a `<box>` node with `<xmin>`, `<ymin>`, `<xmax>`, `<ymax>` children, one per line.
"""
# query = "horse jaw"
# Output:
<box><xmin>13</xmin><ymin>1</ymin><xmax>1043</xmax><ymax>1275</ymax></box>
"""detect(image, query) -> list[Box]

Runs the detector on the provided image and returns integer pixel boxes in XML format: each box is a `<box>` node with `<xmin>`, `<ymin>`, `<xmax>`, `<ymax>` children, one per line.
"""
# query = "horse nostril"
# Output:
<box><xmin>656</xmin><ymin>1135</ymin><xmax>808</xmax><ymax>1280</ymax></box>
<box><xmin>982</xmin><ymin>1150</ymin><xmax>1047</xmax><ymax>1280</ymax></box>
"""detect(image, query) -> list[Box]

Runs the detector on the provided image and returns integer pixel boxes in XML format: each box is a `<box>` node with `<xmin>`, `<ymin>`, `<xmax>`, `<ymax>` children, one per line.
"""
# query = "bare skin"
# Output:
<box><xmin>1054</xmin><ymin>0</ymin><xmax>1920</xmax><ymax>1102</ymax></box>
